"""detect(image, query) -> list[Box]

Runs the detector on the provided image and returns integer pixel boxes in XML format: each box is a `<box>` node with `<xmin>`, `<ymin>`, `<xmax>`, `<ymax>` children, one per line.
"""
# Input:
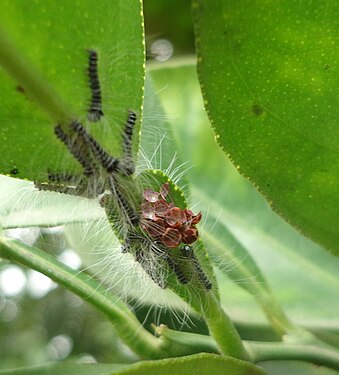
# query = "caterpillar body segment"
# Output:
<box><xmin>87</xmin><ymin>49</ymin><xmax>104</xmax><ymax>122</ymax></box>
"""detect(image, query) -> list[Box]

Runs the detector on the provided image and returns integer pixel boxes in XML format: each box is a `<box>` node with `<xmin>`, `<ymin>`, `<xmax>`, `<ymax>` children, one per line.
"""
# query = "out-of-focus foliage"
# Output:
<box><xmin>144</xmin><ymin>0</ymin><xmax>194</xmax><ymax>56</ymax></box>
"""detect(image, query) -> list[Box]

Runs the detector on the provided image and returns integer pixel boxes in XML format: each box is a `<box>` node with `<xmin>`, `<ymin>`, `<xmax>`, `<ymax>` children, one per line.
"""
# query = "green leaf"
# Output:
<box><xmin>108</xmin><ymin>353</ymin><xmax>267</xmax><ymax>375</ymax></box>
<box><xmin>0</xmin><ymin>0</ymin><xmax>144</xmax><ymax>182</ymax></box>
<box><xmin>136</xmin><ymin>169</ymin><xmax>218</xmax><ymax>303</ymax></box>
<box><xmin>0</xmin><ymin>354</ymin><xmax>267</xmax><ymax>375</ymax></box>
<box><xmin>0</xmin><ymin>363</ymin><xmax>128</xmax><ymax>375</ymax></box>
<box><xmin>0</xmin><ymin>175</ymin><xmax>102</xmax><ymax>228</ymax></box>
<box><xmin>141</xmin><ymin>74</ymin><xmax>189</xmax><ymax>188</ymax></box>
<box><xmin>260</xmin><ymin>361</ymin><xmax>339</xmax><ymax>375</ymax></box>
<box><xmin>192</xmin><ymin>0</ymin><xmax>339</xmax><ymax>254</ymax></box>
<box><xmin>148</xmin><ymin>63</ymin><xmax>339</xmax><ymax>342</ymax></box>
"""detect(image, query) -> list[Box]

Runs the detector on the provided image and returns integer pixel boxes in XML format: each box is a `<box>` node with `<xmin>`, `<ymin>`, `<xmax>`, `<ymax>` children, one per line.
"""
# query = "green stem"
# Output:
<box><xmin>254</xmin><ymin>294</ymin><xmax>304</xmax><ymax>337</ymax></box>
<box><xmin>246</xmin><ymin>341</ymin><xmax>339</xmax><ymax>372</ymax></box>
<box><xmin>155</xmin><ymin>324</ymin><xmax>219</xmax><ymax>355</ymax></box>
<box><xmin>0</xmin><ymin>236</ymin><xmax>168</xmax><ymax>359</ymax></box>
<box><xmin>0</xmin><ymin>26</ymin><xmax>72</xmax><ymax>123</ymax></box>
<box><xmin>200</xmin><ymin>222</ymin><xmax>302</xmax><ymax>337</ymax></box>
<box><xmin>199</xmin><ymin>290</ymin><xmax>249</xmax><ymax>360</ymax></box>
<box><xmin>154</xmin><ymin>327</ymin><xmax>339</xmax><ymax>372</ymax></box>
<box><xmin>0</xmin><ymin>235</ymin><xmax>248</xmax><ymax>360</ymax></box>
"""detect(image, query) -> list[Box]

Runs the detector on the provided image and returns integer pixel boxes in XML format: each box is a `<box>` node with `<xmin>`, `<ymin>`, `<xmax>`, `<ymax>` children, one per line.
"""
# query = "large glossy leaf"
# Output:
<box><xmin>192</xmin><ymin>1</ymin><xmax>339</xmax><ymax>254</ymax></box>
<box><xmin>0</xmin><ymin>354</ymin><xmax>266</xmax><ymax>375</ymax></box>
<box><xmin>0</xmin><ymin>0</ymin><xmax>144</xmax><ymax>182</ymax></box>
<box><xmin>149</xmin><ymin>63</ymin><xmax>339</xmax><ymax>340</ymax></box>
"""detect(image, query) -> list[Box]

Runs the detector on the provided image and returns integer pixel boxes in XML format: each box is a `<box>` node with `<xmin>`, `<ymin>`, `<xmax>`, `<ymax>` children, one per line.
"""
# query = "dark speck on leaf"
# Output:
<box><xmin>252</xmin><ymin>103</ymin><xmax>264</xmax><ymax>117</ymax></box>
<box><xmin>16</xmin><ymin>85</ymin><xmax>25</xmax><ymax>94</ymax></box>
<box><xmin>10</xmin><ymin>168</ymin><xmax>19</xmax><ymax>175</ymax></box>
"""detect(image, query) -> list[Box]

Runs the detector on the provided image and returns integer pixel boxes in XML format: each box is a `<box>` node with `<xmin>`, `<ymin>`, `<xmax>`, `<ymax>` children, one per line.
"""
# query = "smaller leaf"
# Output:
<box><xmin>0</xmin><ymin>175</ymin><xmax>102</xmax><ymax>229</ymax></box>
<box><xmin>0</xmin><ymin>354</ymin><xmax>267</xmax><ymax>375</ymax></box>
<box><xmin>137</xmin><ymin>169</ymin><xmax>218</xmax><ymax>307</ymax></box>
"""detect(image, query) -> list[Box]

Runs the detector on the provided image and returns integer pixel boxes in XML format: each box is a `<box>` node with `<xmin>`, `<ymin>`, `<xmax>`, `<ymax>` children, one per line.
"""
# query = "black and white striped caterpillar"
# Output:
<box><xmin>87</xmin><ymin>49</ymin><xmax>104</xmax><ymax>122</ymax></box>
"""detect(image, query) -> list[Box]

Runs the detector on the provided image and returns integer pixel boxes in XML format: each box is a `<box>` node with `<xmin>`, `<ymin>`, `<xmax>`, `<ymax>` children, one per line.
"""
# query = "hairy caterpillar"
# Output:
<box><xmin>35</xmin><ymin>49</ymin><xmax>212</xmax><ymax>291</ymax></box>
<box><xmin>87</xmin><ymin>49</ymin><xmax>104</xmax><ymax>122</ymax></box>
